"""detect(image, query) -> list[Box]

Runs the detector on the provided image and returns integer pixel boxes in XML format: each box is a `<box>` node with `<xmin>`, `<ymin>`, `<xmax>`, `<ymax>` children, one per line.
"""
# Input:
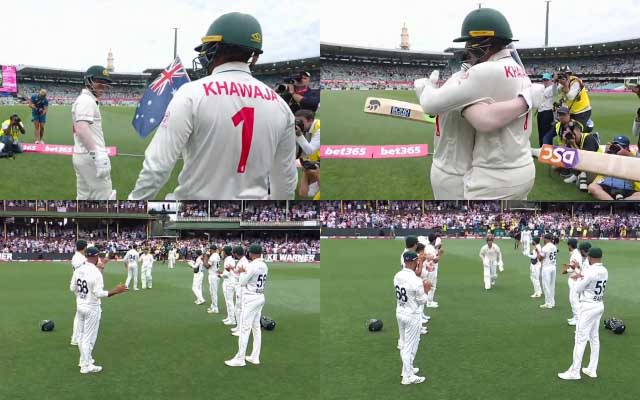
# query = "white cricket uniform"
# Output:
<box><xmin>427</xmin><ymin>70</ymin><xmax>475</xmax><ymax>199</ymax></box>
<box><xmin>233</xmin><ymin>257</ymin><xmax>268</xmax><ymax>361</ymax></box>
<box><xmin>168</xmin><ymin>249</ymin><xmax>177</xmax><ymax>269</ymax></box>
<box><xmin>123</xmin><ymin>249</ymin><xmax>140</xmax><ymax>290</ymax></box>
<box><xmin>129</xmin><ymin>62</ymin><xmax>298</xmax><ymax>200</ymax></box>
<box><xmin>418</xmin><ymin>49</ymin><xmax>535</xmax><ymax>199</ymax></box>
<box><xmin>529</xmin><ymin>244</ymin><xmax>542</xmax><ymax>297</ymax></box>
<box><xmin>521</xmin><ymin>230</ymin><xmax>532</xmax><ymax>255</ymax></box>
<box><xmin>71</xmin><ymin>88</ymin><xmax>112</xmax><ymax>200</ymax></box>
<box><xmin>140</xmin><ymin>253</ymin><xmax>154</xmax><ymax>289</ymax></box>
<box><xmin>540</xmin><ymin>242</ymin><xmax>558</xmax><ymax>307</ymax></box>
<box><xmin>394</xmin><ymin>268</ymin><xmax>429</xmax><ymax>380</ymax></box>
<box><xmin>234</xmin><ymin>256</ymin><xmax>250</xmax><ymax>328</ymax></box>
<box><xmin>70</xmin><ymin>251</ymin><xmax>87</xmax><ymax>344</ymax></box>
<box><xmin>222</xmin><ymin>255</ymin><xmax>237</xmax><ymax>323</ymax></box>
<box><xmin>192</xmin><ymin>256</ymin><xmax>205</xmax><ymax>303</ymax></box>
<box><xmin>567</xmin><ymin>248</ymin><xmax>583</xmax><ymax>320</ymax></box>
<box><xmin>479</xmin><ymin>244</ymin><xmax>502</xmax><ymax>289</ymax></box>
<box><xmin>424</xmin><ymin>244</ymin><xmax>438</xmax><ymax>304</ymax></box>
<box><xmin>208</xmin><ymin>252</ymin><xmax>221</xmax><ymax>311</ymax></box>
<box><xmin>69</xmin><ymin>262</ymin><xmax>109</xmax><ymax>369</ymax></box>
<box><xmin>566</xmin><ymin>262</ymin><xmax>608</xmax><ymax>375</ymax></box>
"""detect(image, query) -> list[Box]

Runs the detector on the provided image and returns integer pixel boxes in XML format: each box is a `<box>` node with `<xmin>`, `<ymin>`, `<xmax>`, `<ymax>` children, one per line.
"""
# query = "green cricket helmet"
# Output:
<box><xmin>453</xmin><ymin>8</ymin><xmax>517</xmax><ymax>43</ymax></box>
<box><xmin>193</xmin><ymin>12</ymin><xmax>263</xmax><ymax>75</ymax></box>
<box><xmin>84</xmin><ymin>65</ymin><xmax>113</xmax><ymax>85</ymax></box>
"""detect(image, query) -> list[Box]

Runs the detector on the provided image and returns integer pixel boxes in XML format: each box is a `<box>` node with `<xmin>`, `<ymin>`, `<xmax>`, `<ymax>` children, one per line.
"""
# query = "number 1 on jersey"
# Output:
<box><xmin>231</xmin><ymin>107</ymin><xmax>255</xmax><ymax>174</ymax></box>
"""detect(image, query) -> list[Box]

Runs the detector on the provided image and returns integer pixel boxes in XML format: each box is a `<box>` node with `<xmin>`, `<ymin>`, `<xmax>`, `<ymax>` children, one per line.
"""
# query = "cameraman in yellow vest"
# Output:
<box><xmin>294</xmin><ymin>109</ymin><xmax>320</xmax><ymax>199</ymax></box>
<box><xmin>554</xmin><ymin>66</ymin><xmax>592</xmax><ymax>132</ymax></box>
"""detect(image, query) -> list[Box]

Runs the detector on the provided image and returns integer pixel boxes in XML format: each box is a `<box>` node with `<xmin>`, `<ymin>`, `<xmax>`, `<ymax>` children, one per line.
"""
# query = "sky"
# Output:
<box><xmin>0</xmin><ymin>0</ymin><xmax>319</xmax><ymax>72</ymax></box>
<box><xmin>321</xmin><ymin>0</ymin><xmax>640</xmax><ymax>51</ymax></box>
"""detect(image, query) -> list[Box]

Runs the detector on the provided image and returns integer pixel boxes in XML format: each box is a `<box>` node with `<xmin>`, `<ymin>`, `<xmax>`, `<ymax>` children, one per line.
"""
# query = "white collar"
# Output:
<box><xmin>212</xmin><ymin>62</ymin><xmax>251</xmax><ymax>75</ymax></box>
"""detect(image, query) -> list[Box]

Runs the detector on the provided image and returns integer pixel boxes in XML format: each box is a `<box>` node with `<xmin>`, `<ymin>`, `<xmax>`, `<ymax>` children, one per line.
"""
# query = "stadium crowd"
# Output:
<box><xmin>18</xmin><ymin>83</ymin><xmax>144</xmax><ymax>105</ymax></box>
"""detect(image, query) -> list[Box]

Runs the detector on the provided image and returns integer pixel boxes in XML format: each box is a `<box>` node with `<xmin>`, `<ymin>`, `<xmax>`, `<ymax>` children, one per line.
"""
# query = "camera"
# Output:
<box><xmin>302</xmin><ymin>160</ymin><xmax>319</xmax><ymax>170</ymax></box>
<box><xmin>295</xmin><ymin>118</ymin><xmax>305</xmax><ymax>132</ymax></box>
<box><xmin>10</xmin><ymin>115</ymin><xmax>21</xmax><ymax>124</ymax></box>
<box><xmin>607</xmin><ymin>143</ymin><xmax>622</xmax><ymax>155</ymax></box>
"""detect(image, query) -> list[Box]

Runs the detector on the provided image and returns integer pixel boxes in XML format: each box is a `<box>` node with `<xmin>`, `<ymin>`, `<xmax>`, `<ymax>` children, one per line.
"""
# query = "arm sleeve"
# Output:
<box><xmin>462</xmin><ymin>97</ymin><xmax>529</xmax><ymax>133</ymax></box>
<box><xmin>296</xmin><ymin>130</ymin><xmax>320</xmax><ymax>155</ymax></box>
<box><xmin>496</xmin><ymin>246</ymin><xmax>503</xmax><ymax>263</ymax></box>
<box><xmin>418</xmin><ymin>67</ymin><xmax>494</xmax><ymax>115</ymax></box>
<box><xmin>239</xmin><ymin>265</ymin><xmax>253</xmax><ymax>287</ymax></box>
<box><xmin>129</xmin><ymin>91</ymin><xmax>193</xmax><ymax>200</ymax></box>
<box><xmin>269</xmin><ymin>111</ymin><xmax>298</xmax><ymax>199</ymax></box>
<box><xmin>632</xmin><ymin>120</ymin><xmax>640</xmax><ymax>137</ymax></box>
<box><xmin>415</xmin><ymin>280</ymin><xmax>429</xmax><ymax>304</ymax></box>
<box><xmin>74</xmin><ymin>99</ymin><xmax>95</xmax><ymax>123</ymax></box>
<box><xmin>572</xmin><ymin>271</ymin><xmax>592</xmax><ymax>293</ymax></box>
<box><xmin>479</xmin><ymin>246</ymin><xmax>485</xmax><ymax>260</ymax></box>
<box><xmin>566</xmin><ymin>81</ymin><xmax>581</xmax><ymax>101</ymax></box>
<box><xmin>300</xmin><ymin>89</ymin><xmax>320</xmax><ymax>112</ymax></box>
<box><xmin>93</xmin><ymin>273</ymin><xmax>109</xmax><ymax>298</ymax></box>
<box><xmin>69</xmin><ymin>272</ymin><xmax>76</xmax><ymax>292</ymax></box>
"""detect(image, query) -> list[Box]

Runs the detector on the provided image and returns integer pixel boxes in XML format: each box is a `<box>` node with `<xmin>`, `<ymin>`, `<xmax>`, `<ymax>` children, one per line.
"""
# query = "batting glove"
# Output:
<box><xmin>90</xmin><ymin>151</ymin><xmax>111</xmax><ymax>179</ymax></box>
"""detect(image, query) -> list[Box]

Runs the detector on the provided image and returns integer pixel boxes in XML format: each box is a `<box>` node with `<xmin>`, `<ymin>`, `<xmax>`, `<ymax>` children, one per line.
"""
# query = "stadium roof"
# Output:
<box><xmin>321</xmin><ymin>42</ymin><xmax>452</xmax><ymax>64</ymax></box>
<box><xmin>17</xmin><ymin>65</ymin><xmax>149</xmax><ymax>85</ymax></box>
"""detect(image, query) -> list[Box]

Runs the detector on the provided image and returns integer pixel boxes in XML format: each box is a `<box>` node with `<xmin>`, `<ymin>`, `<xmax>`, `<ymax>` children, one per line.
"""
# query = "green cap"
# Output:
<box><xmin>232</xmin><ymin>246</ymin><xmax>245</xmax><ymax>256</ymax></box>
<box><xmin>544</xmin><ymin>233</ymin><xmax>553</xmax><ymax>240</ymax></box>
<box><xmin>195</xmin><ymin>12</ymin><xmax>263</xmax><ymax>54</ymax></box>
<box><xmin>249</xmin><ymin>244</ymin><xmax>263</xmax><ymax>254</ymax></box>
<box><xmin>210</xmin><ymin>244</ymin><xmax>218</xmax><ymax>250</ymax></box>
<box><xmin>567</xmin><ymin>238</ymin><xmax>578</xmax><ymax>248</ymax></box>
<box><xmin>76</xmin><ymin>239</ymin><xmax>88</xmax><ymax>251</ymax></box>
<box><xmin>588</xmin><ymin>248</ymin><xmax>603</xmax><ymax>258</ymax></box>
<box><xmin>579</xmin><ymin>242</ymin><xmax>592</xmax><ymax>251</ymax></box>
<box><xmin>84</xmin><ymin>65</ymin><xmax>113</xmax><ymax>83</ymax></box>
<box><xmin>532</xmin><ymin>237</ymin><xmax>540</xmax><ymax>244</ymax></box>
<box><xmin>223</xmin><ymin>246</ymin><xmax>233</xmax><ymax>255</ymax></box>
<box><xmin>405</xmin><ymin>236</ymin><xmax>418</xmax><ymax>248</ymax></box>
<box><xmin>86</xmin><ymin>247</ymin><xmax>100</xmax><ymax>257</ymax></box>
<box><xmin>453</xmin><ymin>8</ymin><xmax>517</xmax><ymax>43</ymax></box>
<box><xmin>403</xmin><ymin>251</ymin><xmax>418</xmax><ymax>262</ymax></box>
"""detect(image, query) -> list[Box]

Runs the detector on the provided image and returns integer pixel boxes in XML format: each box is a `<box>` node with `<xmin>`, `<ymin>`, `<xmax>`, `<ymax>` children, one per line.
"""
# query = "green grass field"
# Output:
<box><xmin>0</xmin><ymin>261</ymin><xmax>319</xmax><ymax>400</ymax></box>
<box><xmin>0</xmin><ymin>105</ymin><xmax>183</xmax><ymax>199</ymax></box>
<box><xmin>321</xmin><ymin>238</ymin><xmax>639</xmax><ymax>400</ymax></box>
<box><xmin>322</xmin><ymin>91</ymin><xmax>640</xmax><ymax>200</ymax></box>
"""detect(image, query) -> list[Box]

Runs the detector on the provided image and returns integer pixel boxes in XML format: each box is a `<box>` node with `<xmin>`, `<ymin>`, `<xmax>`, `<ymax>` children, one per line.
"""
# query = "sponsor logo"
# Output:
<box><xmin>367</xmin><ymin>99</ymin><xmax>381</xmax><ymax>111</ymax></box>
<box><xmin>379</xmin><ymin>145</ymin><xmax>423</xmax><ymax>157</ymax></box>
<box><xmin>322</xmin><ymin>146</ymin><xmax>368</xmax><ymax>157</ymax></box>
<box><xmin>250</xmin><ymin>32</ymin><xmax>262</xmax><ymax>43</ymax></box>
<box><xmin>263</xmin><ymin>254</ymin><xmax>316</xmax><ymax>263</ymax></box>
<box><xmin>389</xmin><ymin>106</ymin><xmax>411</xmax><ymax>118</ymax></box>
<box><xmin>538</xmin><ymin>145</ymin><xmax>580</xmax><ymax>168</ymax></box>
<box><xmin>0</xmin><ymin>253</ymin><xmax>12</xmax><ymax>261</ymax></box>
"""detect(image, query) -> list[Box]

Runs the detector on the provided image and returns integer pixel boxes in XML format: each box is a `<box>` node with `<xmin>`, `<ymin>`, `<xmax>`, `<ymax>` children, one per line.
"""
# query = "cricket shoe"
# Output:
<box><xmin>70</xmin><ymin>341</ymin><xmax>78</xmax><ymax>346</ymax></box>
<box><xmin>557</xmin><ymin>370</ymin><xmax>581</xmax><ymax>380</ymax></box>
<box><xmin>426</xmin><ymin>302</ymin><xmax>438</xmax><ymax>308</ymax></box>
<box><xmin>80</xmin><ymin>365</ymin><xmax>103</xmax><ymax>374</ymax></box>
<box><xmin>78</xmin><ymin>358</ymin><xmax>95</xmax><ymax>367</ymax></box>
<box><xmin>420</xmin><ymin>326</ymin><xmax>428</xmax><ymax>335</ymax></box>
<box><xmin>567</xmin><ymin>318</ymin><xmax>577</xmax><ymax>326</ymax></box>
<box><xmin>563</xmin><ymin>175</ymin><xmax>577</xmax><ymax>184</ymax></box>
<box><xmin>245</xmin><ymin>356</ymin><xmax>260</xmax><ymax>365</ymax></box>
<box><xmin>581</xmin><ymin>368</ymin><xmax>597</xmax><ymax>378</ymax></box>
<box><xmin>224</xmin><ymin>358</ymin><xmax>246</xmax><ymax>367</ymax></box>
<box><xmin>133</xmin><ymin>288</ymin><xmax>139</xmax><ymax>291</ymax></box>
<box><xmin>207</xmin><ymin>308</ymin><xmax>219</xmax><ymax>314</ymax></box>
<box><xmin>530</xmin><ymin>293</ymin><xmax>537</xmax><ymax>298</ymax></box>
<box><xmin>196</xmin><ymin>300</ymin><xmax>206</xmax><ymax>305</ymax></box>
<box><xmin>223</xmin><ymin>319</ymin><xmax>236</xmax><ymax>326</ymax></box>
<box><xmin>539</xmin><ymin>304</ymin><xmax>553</xmax><ymax>309</ymax></box>
<box><xmin>401</xmin><ymin>375</ymin><xmax>426</xmax><ymax>385</ymax></box>
<box><xmin>401</xmin><ymin>368</ymin><xmax>419</xmax><ymax>377</ymax></box>
<box><xmin>421</xmin><ymin>315</ymin><xmax>430</xmax><ymax>323</ymax></box>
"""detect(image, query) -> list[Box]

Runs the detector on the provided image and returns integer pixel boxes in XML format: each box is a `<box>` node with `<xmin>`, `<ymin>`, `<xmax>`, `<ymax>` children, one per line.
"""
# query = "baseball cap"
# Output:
<box><xmin>588</xmin><ymin>248</ymin><xmax>603</xmax><ymax>258</ymax></box>
<box><xmin>249</xmin><ymin>244</ymin><xmax>263</xmax><ymax>254</ymax></box>
<box><xmin>86</xmin><ymin>247</ymin><xmax>100</xmax><ymax>257</ymax></box>
<box><xmin>556</xmin><ymin>106</ymin><xmax>569</xmax><ymax>115</ymax></box>
<box><xmin>612</xmin><ymin>135</ymin><xmax>631</xmax><ymax>147</ymax></box>
<box><xmin>578</xmin><ymin>242</ymin><xmax>592</xmax><ymax>251</ymax></box>
<box><xmin>76</xmin><ymin>239</ymin><xmax>88</xmax><ymax>251</ymax></box>
<box><xmin>232</xmin><ymin>246</ymin><xmax>245</xmax><ymax>256</ymax></box>
<box><xmin>542</xmin><ymin>73</ymin><xmax>552</xmax><ymax>80</ymax></box>
<box><xmin>223</xmin><ymin>246</ymin><xmax>233</xmax><ymax>255</ymax></box>
<box><xmin>405</xmin><ymin>236</ymin><xmax>418</xmax><ymax>248</ymax></box>
<box><xmin>403</xmin><ymin>251</ymin><xmax>418</xmax><ymax>262</ymax></box>
<box><xmin>209</xmin><ymin>244</ymin><xmax>218</xmax><ymax>250</ymax></box>
<box><xmin>544</xmin><ymin>233</ymin><xmax>553</xmax><ymax>240</ymax></box>
<box><xmin>567</xmin><ymin>238</ymin><xmax>578</xmax><ymax>247</ymax></box>
<box><xmin>532</xmin><ymin>236</ymin><xmax>540</xmax><ymax>244</ymax></box>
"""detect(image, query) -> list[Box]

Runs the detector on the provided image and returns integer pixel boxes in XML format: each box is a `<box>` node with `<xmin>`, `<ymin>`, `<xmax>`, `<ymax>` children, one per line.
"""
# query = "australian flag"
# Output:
<box><xmin>132</xmin><ymin>56</ymin><xmax>190</xmax><ymax>138</ymax></box>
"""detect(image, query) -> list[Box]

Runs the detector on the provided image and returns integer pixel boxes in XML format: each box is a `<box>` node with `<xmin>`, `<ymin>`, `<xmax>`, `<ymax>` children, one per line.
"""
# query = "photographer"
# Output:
<box><xmin>276</xmin><ymin>71</ymin><xmax>320</xmax><ymax>113</ymax></box>
<box><xmin>632</xmin><ymin>106</ymin><xmax>640</xmax><ymax>146</ymax></box>
<box><xmin>1</xmin><ymin>114</ymin><xmax>26</xmax><ymax>154</ymax></box>
<box><xmin>298</xmin><ymin>160</ymin><xmax>320</xmax><ymax>200</ymax></box>
<box><xmin>588</xmin><ymin>135</ymin><xmax>640</xmax><ymax>200</ymax></box>
<box><xmin>553</xmin><ymin>66</ymin><xmax>592</xmax><ymax>132</ymax></box>
<box><xmin>294</xmin><ymin>109</ymin><xmax>320</xmax><ymax>200</ymax></box>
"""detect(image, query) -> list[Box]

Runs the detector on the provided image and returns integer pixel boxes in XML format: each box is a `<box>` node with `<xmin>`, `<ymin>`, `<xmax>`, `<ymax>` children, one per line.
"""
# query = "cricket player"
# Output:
<box><xmin>394</xmin><ymin>251</ymin><xmax>432</xmax><ymax>385</ymax></box>
<box><xmin>225</xmin><ymin>244</ymin><xmax>268</xmax><ymax>367</ymax></box>
<box><xmin>521</xmin><ymin>227</ymin><xmax>532</xmax><ymax>256</ymax></box>
<box><xmin>191</xmin><ymin>250</ymin><xmax>206</xmax><ymax>305</ymax></box>
<box><xmin>70</xmin><ymin>239</ymin><xmax>88</xmax><ymax>346</ymax></box>
<box><xmin>479</xmin><ymin>235</ymin><xmax>503</xmax><ymax>290</ymax></box>
<box><xmin>129</xmin><ymin>12</ymin><xmax>297</xmax><ymax>200</ymax></box>
<box><xmin>123</xmin><ymin>244</ymin><xmax>140</xmax><ymax>290</ymax></box>
<box><xmin>400</xmin><ymin>236</ymin><xmax>418</xmax><ymax>269</ymax></box>
<box><xmin>207</xmin><ymin>245</ymin><xmax>221</xmax><ymax>314</ymax></box>
<box><xmin>528</xmin><ymin>237</ymin><xmax>542</xmax><ymax>298</ymax></box>
<box><xmin>168</xmin><ymin>247</ymin><xmax>177</xmax><ymax>269</ymax></box>
<box><xmin>69</xmin><ymin>247</ymin><xmax>127</xmax><ymax>373</ymax></box>
<box><xmin>28</xmin><ymin>89</ymin><xmax>48</xmax><ymax>144</ymax></box>
<box><xmin>231</xmin><ymin>246</ymin><xmax>249</xmax><ymax>336</ymax></box>
<box><xmin>558</xmin><ymin>248</ymin><xmax>608</xmax><ymax>380</ymax></box>
<box><xmin>562</xmin><ymin>239</ymin><xmax>582</xmax><ymax>325</ymax></box>
<box><xmin>537</xmin><ymin>234</ymin><xmax>558</xmax><ymax>308</ymax></box>
<box><xmin>425</xmin><ymin>234</ymin><xmax>442</xmax><ymax>308</ymax></box>
<box><xmin>140</xmin><ymin>248</ymin><xmax>154</xmax><ymax>289</ymax></box>
<box><xmin>72</xmin><ymin>65</ymin><xmax>116</xmax><ymax>200</ymax></box>
<box><xmin>415</xmin><ymin>8</ymin><xmax>544</xmax><ymax>199</ymax></box>
<box><xmin>221</xmin><ymin>246</ymin><xmax>237</xmax><ymax>325</ymax></box>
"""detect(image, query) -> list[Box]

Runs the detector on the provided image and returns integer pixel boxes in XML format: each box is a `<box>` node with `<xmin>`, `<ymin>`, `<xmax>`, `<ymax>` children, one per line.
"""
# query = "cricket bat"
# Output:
<box><xmin>532</xmin><ymin>145</ymin><xmax>640</xmax><ymax>181</ymax></box>
<box><xmin>363</xmin><ymin>97</ymin><xmax>436</xmax><ymax>124</ymax></box>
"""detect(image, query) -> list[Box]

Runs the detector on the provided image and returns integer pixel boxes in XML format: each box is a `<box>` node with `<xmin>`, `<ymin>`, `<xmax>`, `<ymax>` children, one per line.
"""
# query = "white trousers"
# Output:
<box><xmin>430</xmin><ymin>164</ymin><xmax>464</xmax><ymax>200</ymax></box>
<box><xmin>222</xmin><ymin>281</ymin><xmax>236</xmax><ymax>322</ymax></box>
<box><xmin>397</xmin><ymin>313</ymin><xmax>422</xmax><ymax>379</ymax></box>
<box><xmin>522</xmin><ymin>240</ymin><xmax>531</xmax><ymax>255</ymax></box>
<box><xmin>426</xmin><ymin>266</ymin><xmax>438</xmax><ymax>303</ymax></box>
<box><xmin>530</xmin><ymin>262</ymin><xmax>542</xmax><ymax>296</ymax></box>
<box><xmin>234</xmin><ymin>287</ymin><xmax>243</xmax><ymax>327</ymax></box>
<box><xmin>234</xmin><ymin>294</ymin><xmax>265</xmax><ymax>360</ymax></box>
<box><xmin>483</xmin><ymin>262</ymin><xmax>497</xmax><ymax>289</ymax></box>
<box><xmin>192</xmin><ymin>272</ymin><xmax>204</xmax><ymax>302</ymax></box>
<box><xmin>541</xmin><ymin>266</ymin><xmax>556</xmax><ymax>306</ymax></box>
<box><xmin>569</xmin><ymin>302</ymin><xmax>604</xmax><ymax>374</ymax></box>
<box><xmin>208</xmin><ymin>273</ymin><xmax>219</xmax><ymax>309</ymax></box>
<box><xmin>568</xmin><ymin>278</ymin><xmax>580</xmax><ymax>319</ymax></box>
<box><xmin>141</xmin><ymin>265</ymin><xmax>153</xmax><ymax>288</ymax></box>
<box><xmin>76</xmin><ymin>305</ymin><xmax>101</xmax><ymax>368</ymax></box>
<box><xmin>71</xmin><ymin>310</ymin><xmax>80</xmax><ymax>343</ymax></box>
<box><xmin>72</xmin><ymin>153</ymin><xmax>113</xmax><ymax>200</ymax></box>
<box><xmin>125</xmin><ymin>265</ymin><xmax>138</xmax><ymax>289</ymax></box>
<box><xmin>168</xmin><ymin>258</ymin><xmax>175</xmax><ymax>269</ymax></box>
